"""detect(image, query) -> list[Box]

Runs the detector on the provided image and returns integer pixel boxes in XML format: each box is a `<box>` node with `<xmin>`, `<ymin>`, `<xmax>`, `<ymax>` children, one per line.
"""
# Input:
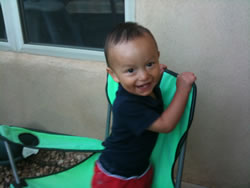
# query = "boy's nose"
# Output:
<box><xmin>138</xmin><ymin>71</ymin><xmax>149</xmax><ymax>81</ymax></box>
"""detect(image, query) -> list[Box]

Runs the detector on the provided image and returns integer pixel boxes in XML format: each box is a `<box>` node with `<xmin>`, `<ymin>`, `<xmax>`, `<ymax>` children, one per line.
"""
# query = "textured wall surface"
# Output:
<box><xmin>136</xmin><ymin>0</ymin><xmax>249</xmax><ymax>187</ymax></box>
<box><xmin>0</xmin><ymin>51</ymin><xmax>107</xmax><ymax>139</ymax></box>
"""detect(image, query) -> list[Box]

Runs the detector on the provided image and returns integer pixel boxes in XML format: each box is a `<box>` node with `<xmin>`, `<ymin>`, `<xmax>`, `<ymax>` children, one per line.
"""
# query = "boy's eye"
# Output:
<box><xmin>147</xmin><ymin>62</ymin><xmax>154</xmax><ymax>67</ymax></box>
<box><xmin>127</xmin><ymin>68</ymin><xmax>134</xmax><ymax>73</ymax></box>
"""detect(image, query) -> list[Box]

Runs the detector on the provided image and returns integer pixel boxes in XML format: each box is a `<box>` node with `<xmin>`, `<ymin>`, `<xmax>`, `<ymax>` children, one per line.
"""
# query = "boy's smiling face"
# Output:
<box><xmin>107</xmin><ymin>33</ymin><xmax>161</xmax><ymax>97</ymax></box>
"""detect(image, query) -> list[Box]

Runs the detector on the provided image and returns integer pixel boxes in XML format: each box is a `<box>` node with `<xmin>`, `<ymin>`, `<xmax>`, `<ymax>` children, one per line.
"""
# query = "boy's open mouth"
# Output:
<box><xmin>136</xmin><ymin>82</ymin><xmax>151</xmax><ymax>89</ymax></box>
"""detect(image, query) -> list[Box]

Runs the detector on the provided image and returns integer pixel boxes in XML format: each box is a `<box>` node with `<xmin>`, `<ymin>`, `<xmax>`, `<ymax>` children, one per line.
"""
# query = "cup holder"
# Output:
<box><xmin>18</xmin><ymin>133</ymin><xmax>39</xmax><ymax>147</ymax></box>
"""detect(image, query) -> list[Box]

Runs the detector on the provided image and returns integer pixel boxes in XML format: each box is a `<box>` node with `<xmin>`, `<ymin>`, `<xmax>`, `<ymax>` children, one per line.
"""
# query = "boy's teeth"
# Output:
<box><xmin>139</xmin><ymin>83</ymin><xmax>148</xmax><ymax>88</ymax></box>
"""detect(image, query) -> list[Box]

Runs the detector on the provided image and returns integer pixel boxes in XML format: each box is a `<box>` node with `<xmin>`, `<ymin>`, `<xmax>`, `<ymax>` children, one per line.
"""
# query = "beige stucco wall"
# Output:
<box><xmin>0</xmin><ymin>0</ymin><xmax>249</xmax><ymax>188</ymax></box>
<box><xmin>0</xmin><ymin>51</ymin><xmax>107</xmax><ymax>139</ymax></box>
<box><xmin>136</xmin><ymin>0</ymin><xmax>249</xmax><ymax>188</ymax></box>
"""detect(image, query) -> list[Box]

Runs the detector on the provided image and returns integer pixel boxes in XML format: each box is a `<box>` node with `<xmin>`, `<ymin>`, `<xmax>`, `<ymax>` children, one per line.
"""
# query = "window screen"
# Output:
<box><xmin>18</xmin><ymin>0</ymin><xmax>125</xmax><ymax>49</ymax></box>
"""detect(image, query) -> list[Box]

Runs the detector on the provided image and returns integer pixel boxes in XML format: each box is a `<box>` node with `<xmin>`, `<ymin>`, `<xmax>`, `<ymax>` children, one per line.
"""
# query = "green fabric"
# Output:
<box><xmin>106</xmin><ymin>71</ymin><xmax>195</xmax><ymax>188</ymax></box>
<box><xmin>151</xmin><ymin>72</ymin><xmax>194</xmax><ymax>188</ymax></box>
<box><xmin>0</xmin><ymin>125</ymin><xmax>104</xmax><ymax>151</ymax></box>
<box><xmin>107</xmin><ymin>73</ymin><xmax>119</xmax><ymax>104</ymax></box>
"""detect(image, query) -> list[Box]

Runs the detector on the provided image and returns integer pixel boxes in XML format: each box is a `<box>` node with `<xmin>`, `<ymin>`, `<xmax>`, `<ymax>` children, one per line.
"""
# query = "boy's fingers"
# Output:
<box><xmin>178</xmin><ymin>72</ymin><xmax>196</xmax><ymax>83</ymax></box>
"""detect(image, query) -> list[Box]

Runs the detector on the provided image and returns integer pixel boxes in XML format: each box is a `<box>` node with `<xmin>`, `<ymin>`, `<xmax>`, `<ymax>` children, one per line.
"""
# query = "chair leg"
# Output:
<box><xmin>175</xmin><ymin>140</ymin><xmax>187</xmax><ymax>188</ymax></box>
<box><xmin>3</xmin><ymin>141</ymin><xmax>21</xmax><ymax>185</ymax></box>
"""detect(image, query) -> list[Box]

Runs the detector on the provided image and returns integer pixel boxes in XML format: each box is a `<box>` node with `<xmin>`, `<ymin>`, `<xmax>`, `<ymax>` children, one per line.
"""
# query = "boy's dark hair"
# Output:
<box><xmin>104</xmin><ymin>22</ymin><xmax>158</xmax><ymax>67</ymax></box>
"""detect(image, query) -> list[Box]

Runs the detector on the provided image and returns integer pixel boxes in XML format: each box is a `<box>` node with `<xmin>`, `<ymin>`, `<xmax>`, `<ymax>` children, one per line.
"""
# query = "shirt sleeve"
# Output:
<box><xmin>115</xmin><ymin>98</ymin><xmax>161</xmax><ymax>136</ymax></box>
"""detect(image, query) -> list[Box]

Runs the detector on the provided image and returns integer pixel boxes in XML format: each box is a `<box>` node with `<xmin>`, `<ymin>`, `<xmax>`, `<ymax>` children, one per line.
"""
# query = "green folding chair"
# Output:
<box><xmin>0</xmin><ymin>69</ymin><xmax>196</xmax><ymax>188</ymax></box>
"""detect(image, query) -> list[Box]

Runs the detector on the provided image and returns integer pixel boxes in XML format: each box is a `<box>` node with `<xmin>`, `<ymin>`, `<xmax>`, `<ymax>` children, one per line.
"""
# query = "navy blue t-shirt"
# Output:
<box><xmin>99</xmin><ymin>83</ymin><xmax>164</xmax><ymax>177</ymax></box>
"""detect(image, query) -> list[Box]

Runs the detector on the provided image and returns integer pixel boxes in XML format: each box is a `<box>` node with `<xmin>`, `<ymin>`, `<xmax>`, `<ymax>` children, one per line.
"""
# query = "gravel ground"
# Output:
<box><xmin>0</xmin><ymin>150</ymin><xmax>91</xmax><ymax>188</ymax></box>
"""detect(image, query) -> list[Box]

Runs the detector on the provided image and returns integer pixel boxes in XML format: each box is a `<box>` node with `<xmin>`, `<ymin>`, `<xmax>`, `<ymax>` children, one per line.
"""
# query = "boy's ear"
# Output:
<box><xmin>106</xmin><ymin>67</ymin><xmax>120</xmax><ymax>83</ymax></box>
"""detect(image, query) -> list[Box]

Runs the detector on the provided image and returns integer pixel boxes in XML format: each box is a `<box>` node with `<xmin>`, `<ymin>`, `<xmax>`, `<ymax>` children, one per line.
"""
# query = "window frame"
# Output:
<box><xmin>0</xmin><ymin>0</ymin><xmax>135</xmax><ymax>61</ymax></box>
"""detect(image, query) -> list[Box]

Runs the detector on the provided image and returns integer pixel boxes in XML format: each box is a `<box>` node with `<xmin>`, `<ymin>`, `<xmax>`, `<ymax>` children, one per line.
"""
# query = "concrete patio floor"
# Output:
<box><xmin>182</xmin><ymin>182</ymin><xmax>209</xmax><ymax>188</ymax></box>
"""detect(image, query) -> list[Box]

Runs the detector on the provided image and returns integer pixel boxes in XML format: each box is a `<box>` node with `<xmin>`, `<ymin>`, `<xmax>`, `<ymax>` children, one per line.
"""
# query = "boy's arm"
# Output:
<box><xmin>148</xmin><ymin>72</ymin><xmax>196</xmax><ymax>133</ymax></box>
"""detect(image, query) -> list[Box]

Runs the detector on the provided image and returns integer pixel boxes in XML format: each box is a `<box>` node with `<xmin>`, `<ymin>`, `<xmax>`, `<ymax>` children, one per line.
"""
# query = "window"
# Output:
<box><xmin>0</xmin><ymin>0</ymin><xmax>135</xmax><ymax>60</ymax></box>
<box><xmin>0</xmin><ymin>3</ymin><xmax>7</xmax><ymax>41</ymax></box>
<box><xmin>19</xmin><ymin>0</ymin><xmax>125</xmax><ymax>49</ymax></box>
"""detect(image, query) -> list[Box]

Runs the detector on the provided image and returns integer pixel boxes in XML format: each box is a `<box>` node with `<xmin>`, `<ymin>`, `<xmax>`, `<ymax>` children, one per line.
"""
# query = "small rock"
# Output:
<box><xmin>58</xmin><ymin>159</ymin><xmax>64</xmax><ymax>165</ymax></box>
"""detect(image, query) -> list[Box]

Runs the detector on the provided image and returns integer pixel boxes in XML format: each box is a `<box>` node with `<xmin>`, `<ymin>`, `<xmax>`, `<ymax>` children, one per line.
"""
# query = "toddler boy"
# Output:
<box><xmin>92</xmin><ymin>22</ymin><xmax>196</xmax><ymax>188</ymax></box>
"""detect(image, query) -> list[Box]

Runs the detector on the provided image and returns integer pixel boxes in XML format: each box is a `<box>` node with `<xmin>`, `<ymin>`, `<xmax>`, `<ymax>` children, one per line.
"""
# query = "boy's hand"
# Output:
<box><xmin>177</xmin><ymin>72</ymin><xmax>196</xmax><ymax>91</ymax></box>
<box><xmin>160</xmin><ymin>64</ymin><xmax>168</xmax><ymax>74</ymax></box>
